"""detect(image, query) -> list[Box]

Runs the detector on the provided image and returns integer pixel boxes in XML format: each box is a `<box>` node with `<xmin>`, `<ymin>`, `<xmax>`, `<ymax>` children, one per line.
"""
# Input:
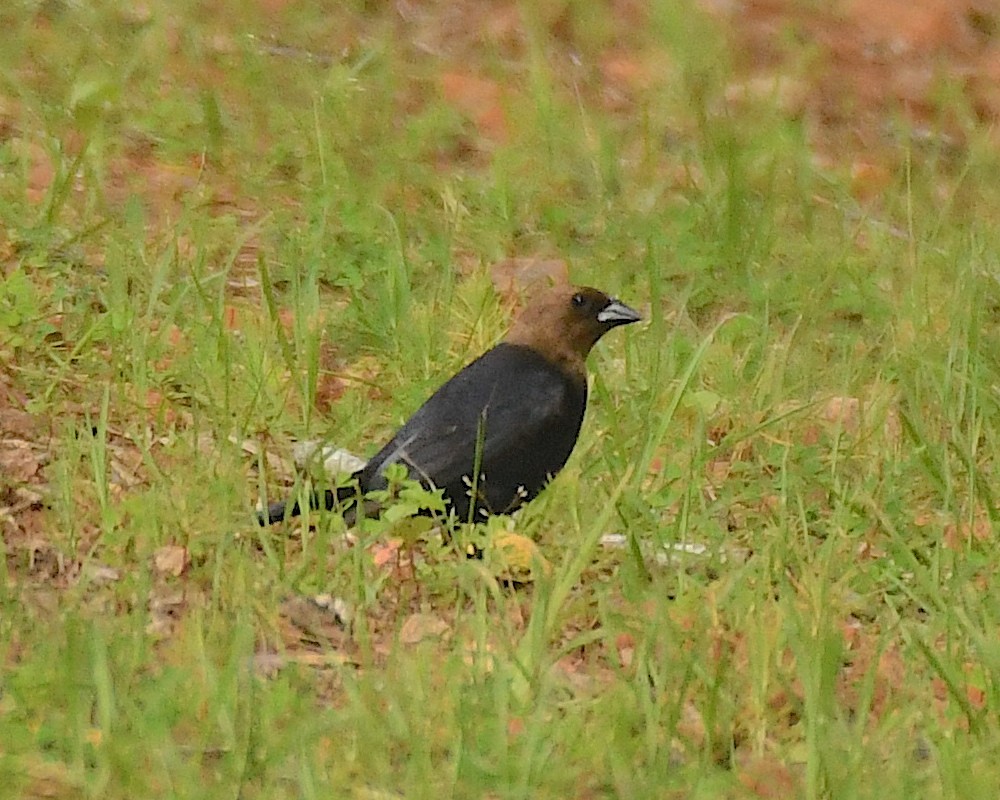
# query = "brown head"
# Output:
<box><xmin>504</xmin><ymin>285</ymin><xmax>641</xmax><ymax>375</ymax></box>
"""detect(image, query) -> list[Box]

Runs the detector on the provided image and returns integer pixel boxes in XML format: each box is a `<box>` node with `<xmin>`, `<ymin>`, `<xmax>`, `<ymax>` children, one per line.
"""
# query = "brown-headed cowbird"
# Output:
<box><xmin>260</xmin><ymin>285</ymin><xmax>640</xmax><ymax>526</ymax></box>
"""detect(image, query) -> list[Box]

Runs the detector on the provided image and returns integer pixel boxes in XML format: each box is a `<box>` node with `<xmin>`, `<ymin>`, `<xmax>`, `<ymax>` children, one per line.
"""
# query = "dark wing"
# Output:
<box><xmin>358</xmin><ymin>343</ymin><xmax>587</xmax><ymax>515</ymax></box>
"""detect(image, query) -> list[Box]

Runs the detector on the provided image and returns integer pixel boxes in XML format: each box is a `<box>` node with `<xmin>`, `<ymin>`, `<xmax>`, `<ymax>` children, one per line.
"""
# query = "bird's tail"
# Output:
<box><xmin>258</xmin><ymin>481</ymin><xmax>361</xmax><ymax>526</ymax></box>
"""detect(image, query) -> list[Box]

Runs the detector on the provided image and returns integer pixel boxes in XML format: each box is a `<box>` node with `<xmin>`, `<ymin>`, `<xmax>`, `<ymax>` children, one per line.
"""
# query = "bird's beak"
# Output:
<box><xmin>597</xmin><ymin>298</ymin><xmax>642</xmax><ymax>326</ymax></box>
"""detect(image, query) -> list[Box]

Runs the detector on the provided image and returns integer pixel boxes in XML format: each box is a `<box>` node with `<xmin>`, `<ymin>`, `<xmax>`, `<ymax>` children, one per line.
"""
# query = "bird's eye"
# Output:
<box><xmin>571</xmin><ymin>293</ymin><xmax>586</xmax><ymax>308</ymax></box>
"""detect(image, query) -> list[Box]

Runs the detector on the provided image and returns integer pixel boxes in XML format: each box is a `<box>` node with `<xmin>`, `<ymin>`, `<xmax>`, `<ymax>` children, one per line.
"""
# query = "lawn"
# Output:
<box><xmin>3</xmin><ymin>1</ymin><xmax>1000</xmax><ymax>797</ymax></box>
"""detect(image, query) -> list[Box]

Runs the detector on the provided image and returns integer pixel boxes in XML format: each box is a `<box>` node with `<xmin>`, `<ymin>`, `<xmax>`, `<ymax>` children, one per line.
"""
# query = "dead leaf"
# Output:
<box><xmin>399</xmin><ymin>612</ymin><xmax>449</xmax><ymax>645</ymax></box>
<box><xmin>439</xmin><ymin>72</ymin><xmax>509</xmax><ymax>143</ymax></box>
<box><xmin>943</xmin><ymin>511</ymin><xmax>992</xmax><ymax>550</ymax></box>
<box><xmin>850</xmin><ymin>161</ymin><xmax>893</xmax><ymax>202</ymax></box>
<box><xmin>855</xmin><ymin>538</ymin><xmax>886</xmax><ymax>560</ymax></box>
<box><xmin>967</xmin><ymin>683</ymin><xmax>986</xmax><ymax>710</ymax></box>
<box><xmin>279</xmin><ymin>593</ymin><xmax>351</xmax><ymax>646</ymax></box>
<box><xmin>315</xmin><ymin>374</ymin><xmax>348</xmax><ymax>412</ymax></box>
<box><xmin>0</xmin><ymin>407</ymin><xmax>39</xmax><ymax>438</ymax></box>
<box><xmin>277</xmin><ymin>308</ymin><xmax>295</xmax><ymax>335</ymax></box>
<box><xmin>553</xmin><ymin>654</ymin><xmax>600</xmax><ymax>693</ymax></box>
<box><xmin>82</xmin><ymin>562</ymin><xmax>121</xmax><ymax>584</ymax></box>
<box><xmin>372</xmin><ymin>538</ymin><xmax>404</xmax><ymax>568</ymax></box>
<box><xmin>674</xmin><ymin>701</ymin><xmax>707</xmax><ymax>748</ymax></box>
<box><xmin>108</xmin><ymin>442</ymin><xmax>144</xmax><ymax>488</ymax></box>
<box><xmin>11</xmin><ymin>753</ymin><xmax>85</xmax><ymax>799</ymax></box>
<box><xmin>162</xmin><ymin>321</ymin><xmax>186</xmax><ymax>343</ymax></box>
<box><xmin>252</xmin><ymin>651</ymin><xmax>286</xmax><ymax>678</ymax></box>
<box><xmin>737</xmin><ymin>756</ymin><xmax>800</xmax><ymax>799</ymax></box>
<box><xmin>843</xmin><ymin>0</ymin><xmax>967</xmax><ymax>52</ymax></box>
<box><xmin>615</xmin><ymin>632</ymin><xmax>635</xmax><ymax>669</ymax></box>
<box><xmin>222</xmin><ymin>305</ymin><xmax>240</xmax><ymax>331</ymax></box>
<box><xmin>601</xmin><ymin>53</ymin><xmax>649</xmax><ymax>90</ymax></box>
<box><xmin>821</xmin><ymin>396</ymin><xmax>861</xmax><ymax>434</ymax></box>
<box><xmin>152</xmin><ymin>545</ymin><xmax>189</xmax><ymax>577</ymax></box>
<box><xmin>0</xmin><ymin>440</ymin><xmax>43</xmax><ymax>481</ymax></box>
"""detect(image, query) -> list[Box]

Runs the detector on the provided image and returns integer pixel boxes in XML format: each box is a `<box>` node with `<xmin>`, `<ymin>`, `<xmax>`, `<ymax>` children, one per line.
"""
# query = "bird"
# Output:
<box><xmin>260</xmin><ymin>284</ymin><xmax>641</xmax><ymax>527</ymax></box>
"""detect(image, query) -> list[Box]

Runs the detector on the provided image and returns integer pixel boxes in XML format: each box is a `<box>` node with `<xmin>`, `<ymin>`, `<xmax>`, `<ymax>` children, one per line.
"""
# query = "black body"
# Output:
<box><xmin>262</xmin><ymin>344</ymin><xmax>587</xmax><ymax>524</ymax></box>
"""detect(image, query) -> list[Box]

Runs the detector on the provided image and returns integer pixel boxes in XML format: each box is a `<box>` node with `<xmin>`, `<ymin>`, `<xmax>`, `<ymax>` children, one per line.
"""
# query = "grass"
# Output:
<box><xmin>3</xmin><ymin>0</ymin><xmax>1000</xmax><ymax>797</ymax></box>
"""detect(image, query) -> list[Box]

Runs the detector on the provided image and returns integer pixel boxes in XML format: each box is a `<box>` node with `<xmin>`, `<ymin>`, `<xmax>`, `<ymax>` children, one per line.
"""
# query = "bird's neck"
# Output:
<box><xmin>500</xmin><ymin>339</ymin><xmax>588</xmax><ymax>383</ymax></box>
